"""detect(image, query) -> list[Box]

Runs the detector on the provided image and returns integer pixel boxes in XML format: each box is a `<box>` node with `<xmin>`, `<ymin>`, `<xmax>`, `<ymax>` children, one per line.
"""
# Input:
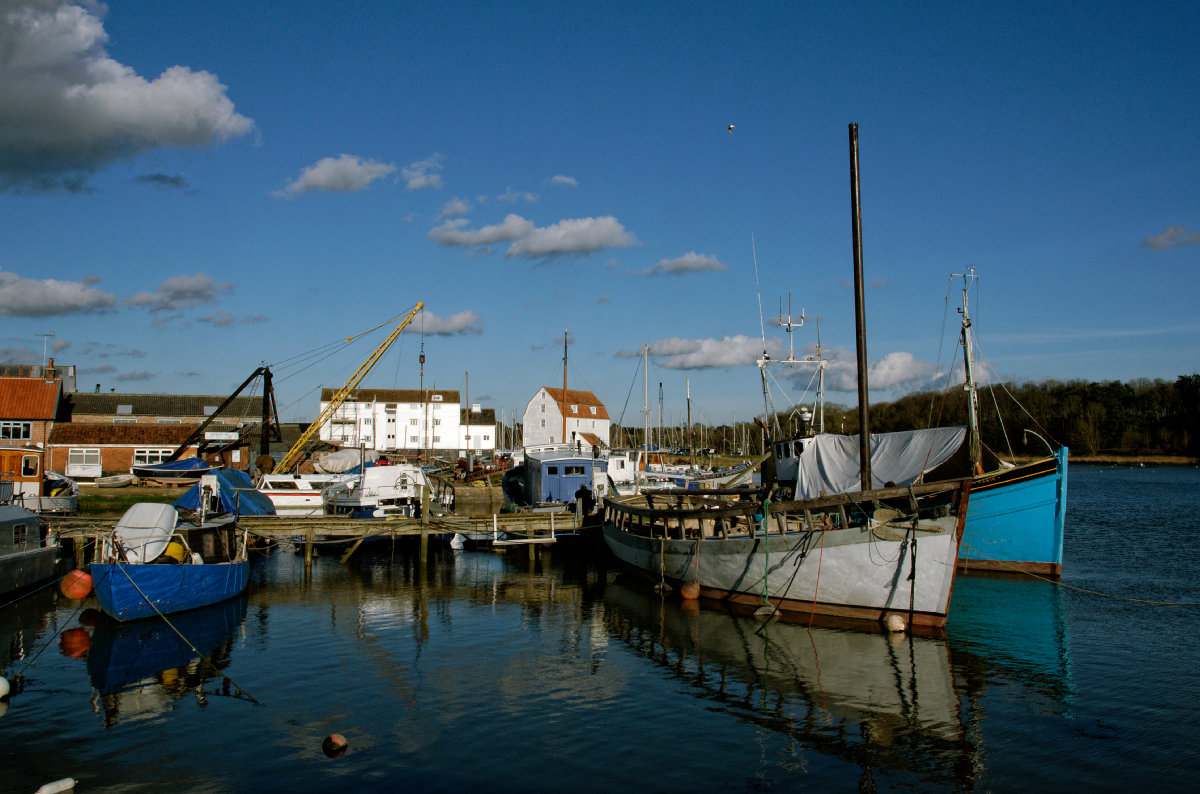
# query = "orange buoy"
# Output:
<box><xmin>59</xmin><ymin>628</ymin><xmax>91</xmax><ymax>659</ymax></box>
<box><xmin>322</xmin><ymin>733</ymin><xmax>348</xmax><ymax>758</ymax></box>
<box><xmin>59</xmin><ymin>569</ymin><xmax>93</xmax><ymax>600</ymax></box>
<box><xmin>679</xmin><ymin>581</ymin><xmax>701</xmax><ymax>600</ymax></box>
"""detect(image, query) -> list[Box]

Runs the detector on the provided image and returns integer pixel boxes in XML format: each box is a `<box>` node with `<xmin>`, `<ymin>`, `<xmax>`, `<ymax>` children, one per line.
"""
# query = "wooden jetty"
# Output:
<box><xmin>47</xmin><ymin>509</ymin><xmax>586</xmax><ymax>566</ymax></box>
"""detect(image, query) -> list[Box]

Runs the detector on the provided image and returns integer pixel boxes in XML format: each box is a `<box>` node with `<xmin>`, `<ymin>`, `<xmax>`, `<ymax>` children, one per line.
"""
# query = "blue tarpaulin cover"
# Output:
<box><xmin>173</xmin><ymin>469</ymin><xmax>276</xmax><ymax>516</ymax></box>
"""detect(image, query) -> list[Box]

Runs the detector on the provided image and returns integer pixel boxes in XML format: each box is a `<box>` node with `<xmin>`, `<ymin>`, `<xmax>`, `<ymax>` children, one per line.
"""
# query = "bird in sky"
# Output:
<box><xmin>727</xmin><ymin>124</ymin><xmax>735</xmax><ymax>133</ymax></box>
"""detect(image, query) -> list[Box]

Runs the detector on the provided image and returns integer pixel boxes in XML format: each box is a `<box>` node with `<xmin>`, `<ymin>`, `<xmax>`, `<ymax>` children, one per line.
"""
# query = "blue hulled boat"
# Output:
<box><xmin>89</xmin><ymin>471</ymin><xmax>273</xmax><ymax>621</ymax></box>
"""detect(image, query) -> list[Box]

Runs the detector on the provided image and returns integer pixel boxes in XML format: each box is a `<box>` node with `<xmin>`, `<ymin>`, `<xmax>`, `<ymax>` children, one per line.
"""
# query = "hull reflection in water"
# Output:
<box><xmin>85</xmin><ymin>595</ymin><xmax>249</xmax><ymax>725</ymax></box>
<box><xmin>604</xmin><ymin>576</ymin><xmax>976</xmax><ymax>788</ymax></box>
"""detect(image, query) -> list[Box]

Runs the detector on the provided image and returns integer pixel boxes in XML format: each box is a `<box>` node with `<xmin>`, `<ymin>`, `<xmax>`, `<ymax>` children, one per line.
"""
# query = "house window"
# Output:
<box><xmin>540</xmin><ymin>420</ymin><xmax>546</xmax><ymax>428</ymax></box>
<box><xmin>410</xmin><ymin>418</ymin><xmax>418</xmax><ymax>425</ymax></box>
<box><xmin>410</xmin><ymin>403</ymin><xmax>420</xmax><ymax>409</ymax></box>
<box><xmin>432</xmin><ymin>394</ymin><xmax>444</xmax><ymax>402</ymax></box>
<box><xmin>116</xmin><ymin>405</ymin><xmax>133</xmax><ymax>415</ymax></box>
<box><xmin>434</xmin><ymin>419</ymin><xmax>441</xmax><ymax>426</ymax></box>
<box><xmin>410</xmin><ymin>435</ymin><xmax>419</xmax><ymax>443</ymax></box>
<box><xmin>133</xmin><ymin>448</ymin><xmax>174</xmax><ymax>465</ymax></box>
<box><xmin>68</xmin><ymin>448</ymin><xmax>101</xmax><ymax>467</ymax></box>
<box><xmin>483</xmin><ymin>434</ymin><xmax>490</xmax><ymax>441</ymax></box>
<box><xmin>541</xmin><ymin>404</ymin><xmax>545</xmax><ymax>413</ymax></box>
<box><xmin>590</xmin><ymin>406</ymin><xmax>597</xmax><ymax>415</ymax></box>
<box><xmin>156</xmin><ymin>418</ymin><xmax>181</xmax><ymax>424</ymax></box>
<box><xmin>433</xmin><ymin>436</ymin><xmax>440</xmax><ymax>443</ymax></box>
<box><xmin>113</xmin><ymin>418</ymin><xmax>136</xmax><ymax>424</ymax></box>
<box><xmin>204</xmin><ymin>406</ymin><xmax>218</xmax><ymax>415</ymax></box>
<box><xmin>0</xmin><ymin>421</ymin><xmax>31</xmax><ymax>440</ymax></box>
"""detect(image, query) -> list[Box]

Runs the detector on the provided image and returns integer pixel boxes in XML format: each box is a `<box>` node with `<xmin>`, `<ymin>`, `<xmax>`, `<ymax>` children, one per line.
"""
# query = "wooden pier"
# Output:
<box><xmin>47</xmin><ymin>509</ymin><xmax>585</xmax><ymax>566</ymax></box>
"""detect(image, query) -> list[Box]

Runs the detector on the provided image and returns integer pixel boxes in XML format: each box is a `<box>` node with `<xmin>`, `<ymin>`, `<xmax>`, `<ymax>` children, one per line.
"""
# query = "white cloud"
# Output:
<box><xmin>507</xmin><ymin>216</ymin><xmax>638</xmax><ymax>259</ymax></box>
<box><xmin>404</xmin><ymin>309</ymin><xmax>483</xmax><ymax>336</ymax></box>
<box><xmin>402</xmin><ymin>153</ymin><xmax>444</xmax><ymax>190</ymax></box>
<box><xmin>0</xmin><ymin>0</ymin><xmax>253</xmax><ymax>192</ymax></box>
<box><xmin>126</xmin><ymin>272</ymin><xmax>233</xmax><ymax>312</ymax></box>
<box><xmin>273</xmin><ymin>154</ymin><xmax>396</xmax><ymax>198</ymax></box>
<box><xmin>199</xmin><ymin>311</ymin><xmax>269</xmax><ymax>327</ymax></box>
<box><xmin>817</xmin><ymin>346</ymin><xmax>940</xmax><ymax>394</ymax></box>
<box><xmin>497</xmin><ymin>187</ymin><xmax>538</xmax><ymax>204</ymax></box>
<box><xmin>0</xmin><ymin>267</ymin><xmax>117</xmax><ymax>316</ymax></box>
<box><xmin>548</xmin><ymin>175</ymin><xmax>578</xmax><ymax>187</ymax></box>
<box><xmin>429</xmin><ymin>213</ymin><xmax>533</xmax><ymax>247</ymax></box>
<box><xmin>1142</xmin><ymin>225</ymin><xmax>1200</xmax><ymax>250</ymax></box>
<box><xmin>642</xmin><ymin>252</ymin><xmax>726</xmax><ymax>276</ymax></box>
<box><xmin>617</xmin><ymin>335</ymin><xmax>781</xmax><ymax>370</ymax></box>
<box><xmin>435</xmin><ymin>198</ymin><xmax>472</xmax><ymax>221</ymax></box>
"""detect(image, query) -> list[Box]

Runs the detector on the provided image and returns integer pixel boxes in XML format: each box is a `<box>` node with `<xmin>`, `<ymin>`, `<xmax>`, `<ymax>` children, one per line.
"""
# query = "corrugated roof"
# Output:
<box><xmin>319</xmin><ymin>388</ymin><xmax>461</xmax><ymax>404</ymax></box>
<box><xmin>0</xmin><ymin>378</ymin><xmax>61</xmax><ymax>420</ymax></box>
<box><xmin>66</xmin><ymin>393</ymin><xmax>264</xmax><ymax>418</ymax></box>
<box><xmin>541</xmin><ymin>387</ymin><xmax>610</xmax><ymax>420</ymax></box>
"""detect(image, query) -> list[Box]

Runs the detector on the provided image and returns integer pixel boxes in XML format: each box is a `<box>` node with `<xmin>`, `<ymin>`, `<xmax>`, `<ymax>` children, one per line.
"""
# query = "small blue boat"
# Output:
<box><xmin>131</xmin><ymin>456</ymin><xmax>215</xmax><ymax>483</ymax></box>
<box><xmin>89</xmin><ymin>471</ymin><xmax>272</xmax><ymax>621</ymax></box>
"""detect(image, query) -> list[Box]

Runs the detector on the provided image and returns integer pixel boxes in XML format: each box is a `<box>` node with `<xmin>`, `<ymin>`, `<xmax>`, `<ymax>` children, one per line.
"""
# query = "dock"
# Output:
<box><xmin>46</xmin><ymin>510</ymin><xmax>586</xmax><ymax>565</ymax></box>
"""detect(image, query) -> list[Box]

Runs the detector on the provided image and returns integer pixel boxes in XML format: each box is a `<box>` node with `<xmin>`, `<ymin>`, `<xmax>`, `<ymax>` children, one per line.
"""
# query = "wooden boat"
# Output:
<box><xmin>95</xmin><ymin>474</ymin><xmax>135</xmax><ymax>488</ymax></box>
<box><xmin>88</xmin><ymin>471</ymin><xmax>272</xmax><ymax>621</ymax></box>
<box><xmin>603</xmin><ymin>480</ymin><xmax>970</xmax><ymax>631</ymax></box>
<box><xmin>603</xmin><ymin>125</ymin><xmax>972</xmax><ymax>633</ymax></box>
<box><xmin>0</xmin><ymin>446</ymin><xmax>78</xmax><ymax>514</ymax></box>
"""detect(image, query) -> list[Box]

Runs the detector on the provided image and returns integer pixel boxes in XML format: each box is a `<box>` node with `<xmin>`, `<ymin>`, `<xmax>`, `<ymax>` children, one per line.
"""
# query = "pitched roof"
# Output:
<box><xmin>0</xmin><ymin>378</ymin><xmax>61</xmax><ymax>420</ymax></box>
<box><xmin>460</xmin><ymin>407</ymin><xmax>497</xmax><ymax>425</ymax></box>
<box><xmin>541</xmin><ymin>387</ymin><xmax>610</xmax><ymax>420</ymax></box>
<box><xmin>50</xmin><ymin>423</ymin><xmax>203</xmax><ymax>445</ymax></box>
<box><xmin>66</xmin><ymin>392</ymin><xmax>263</xmax><ymax>419</ymax></box>
<box><xmin>319</xmin><ymin>388</ymin><xmax>460</xmax><ymax>404</ymax></box>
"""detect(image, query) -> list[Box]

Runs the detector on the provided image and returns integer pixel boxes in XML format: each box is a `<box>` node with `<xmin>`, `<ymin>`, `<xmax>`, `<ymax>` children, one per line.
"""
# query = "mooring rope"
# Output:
<box><xmin>958</xmin><ymin>542</ymin><xmax>1198</xmax><ymax>606</ymax></box>
<box><xmin>113</xmin><ymin>561</ymin><xmax>262</xmax><ymax>704</ymax></box>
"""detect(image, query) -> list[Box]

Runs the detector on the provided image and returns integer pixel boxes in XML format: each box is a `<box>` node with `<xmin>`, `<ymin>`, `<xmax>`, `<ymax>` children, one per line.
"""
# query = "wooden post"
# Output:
<box><xmin>304</xmin><ymin>527</ymin><xmax>314</xmax><ymax>566</ymax></box>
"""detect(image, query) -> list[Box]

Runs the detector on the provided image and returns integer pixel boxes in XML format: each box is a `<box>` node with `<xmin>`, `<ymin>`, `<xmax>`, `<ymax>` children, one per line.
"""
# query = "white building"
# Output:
<box><xmin>521</xmin><ymin>387</ymin><xmax>610</xmax><ymax>454</ymax></box>
<box><xmin>317</xmin><ymin>388</ymin><xmax>496</xmax><ymax>458</ymax></box>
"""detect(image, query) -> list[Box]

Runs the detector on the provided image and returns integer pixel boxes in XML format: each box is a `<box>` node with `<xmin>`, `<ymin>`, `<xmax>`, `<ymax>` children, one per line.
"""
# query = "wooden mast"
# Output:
<box><xmin>849</xmin><ymin>122</ymin><xmax>872</xmax><ymax>491</ymax></box>
<box><xmin>561</xmin><ymin>330</ymin><xmax>569</xmax><ymax>446</ymax></box>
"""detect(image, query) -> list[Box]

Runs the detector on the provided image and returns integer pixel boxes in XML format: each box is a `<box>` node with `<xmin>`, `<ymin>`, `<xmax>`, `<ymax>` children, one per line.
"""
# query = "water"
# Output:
<box><xmin>3</xmin><ymin>466</ymin><xmax>1199</xmax><ymax>792</ymax></box>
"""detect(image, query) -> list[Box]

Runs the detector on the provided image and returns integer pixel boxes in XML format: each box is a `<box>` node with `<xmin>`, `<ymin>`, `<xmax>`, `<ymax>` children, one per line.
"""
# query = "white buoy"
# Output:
<box><xmin>885</xmin><ymin>614</ymin><xmax>907</xmax><ymax>633</ymax></box>
<box><xmin>34</xmin><ymin>779</ymin><xmax>77</xmax><ymax>794</ymax></box>
<box><xmin>0</xmin><ymin>675</ymin><xmax>9</xmax><ymax>699</ymax></box>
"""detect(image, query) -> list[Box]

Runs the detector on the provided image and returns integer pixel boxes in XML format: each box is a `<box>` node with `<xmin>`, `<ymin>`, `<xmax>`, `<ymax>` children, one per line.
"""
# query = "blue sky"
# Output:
<box><xmin>2</xmin><ymin>0</ymin><xmax>1197</xmax><ymax>430</ymax></box>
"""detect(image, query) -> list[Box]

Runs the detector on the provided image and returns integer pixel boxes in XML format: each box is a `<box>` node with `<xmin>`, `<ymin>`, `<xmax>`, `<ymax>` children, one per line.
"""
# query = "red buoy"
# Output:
<box><xmin>59</xmin><ymin>628</ymin><xmax>91</xmax><ymax>659</ymax></box>
<box><xmin>60</xmin><ymin>569</ymin><xmax>93</xmax><ymax>600</ymax></box>
<box><xmin>322</xmin><ymin>733</ymin><xmax>348</xmax><ymax>758</ymax></box>
<box><xmin>680</xmin><ymin>581</ymin><xmax>701</xmax><ymax>600</ymax></box>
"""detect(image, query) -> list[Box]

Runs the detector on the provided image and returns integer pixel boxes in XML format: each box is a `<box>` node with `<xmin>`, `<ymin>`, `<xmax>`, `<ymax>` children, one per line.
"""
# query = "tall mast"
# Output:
<box><xmin>642</xmin><ymin>345</ymin><xmax>650</xmax><ymax>452</ymax></box>
<box><xmin>956</xmin><ymin>267</ymin><xmax>982</xmax><ymax>469</ymax></box>
<box><xmin>849</xmin><ymin>122</ymin><xmax>872</xmax><ymax>491</ymax></box>
<box><xmin>561</xmin><ymin>329</ymin><xmax>569</xmax><ymax>446</ymax></box>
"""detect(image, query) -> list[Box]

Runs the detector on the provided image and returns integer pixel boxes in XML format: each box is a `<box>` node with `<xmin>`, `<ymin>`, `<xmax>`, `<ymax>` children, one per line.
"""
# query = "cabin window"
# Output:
<box><xmin>133</xmin><ymin>448</ymin><xmax>174</xmax><ymax>465</ymax></box>
<box><xmin>565</xmin><ymin>465</ymin><xmax>584</xmax><ymax>475</ymax></box>
<box><xmin>0</xmin><ymin>421</ymin><xmax>31</xmax><ymax>440</ymax></box>
<box><xmin>547</xmin><ymin>466</ymin><xmax>559</xmax><ymax>475</ymax></box>
<box><xmin>21</xmin><ymin>455</ymin><xmax>38</xmax><ymax>477</ymax></box>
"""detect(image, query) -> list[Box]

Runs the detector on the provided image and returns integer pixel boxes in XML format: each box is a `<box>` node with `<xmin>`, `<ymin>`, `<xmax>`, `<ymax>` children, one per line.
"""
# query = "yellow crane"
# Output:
<box><xmin>271</xmin><ymin>302</ymin><xmax>424</xmax><ymax>475</ymax></box>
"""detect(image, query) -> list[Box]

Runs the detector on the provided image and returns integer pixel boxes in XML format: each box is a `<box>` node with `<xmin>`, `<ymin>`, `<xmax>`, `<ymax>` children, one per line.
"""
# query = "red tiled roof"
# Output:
<box><xmin>0</xmin><ymin>378</ymin><xmax>61</xmax><ymax>420</ymax></box>
<box><xmin>541</xmin><ymin>387</ymin><xmax>610</xmax><ymax>420</ymax></box>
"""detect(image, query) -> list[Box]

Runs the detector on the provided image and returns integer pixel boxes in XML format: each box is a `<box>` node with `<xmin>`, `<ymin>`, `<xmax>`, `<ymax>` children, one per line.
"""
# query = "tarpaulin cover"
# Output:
<box><xmin>173</xmin><ymin>469</ymin><xmax>276</xmax><ymax>515</ymax></box>
<box><xmin>793</xmin><ymin>427</ymin><xmax>969</xmax><ymax>498</ymax></box>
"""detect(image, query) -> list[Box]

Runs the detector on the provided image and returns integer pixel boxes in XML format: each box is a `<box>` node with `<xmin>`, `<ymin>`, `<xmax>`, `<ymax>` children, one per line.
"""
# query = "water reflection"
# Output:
<box><xmin>603</xmin><ymin>576</ymin><xmax>978</xmax><ymax>788</ymax></box>
<box><xmin>80</xmin><ymin>596</ymin><xmax>249</xmax><ymax>726</ymax></box>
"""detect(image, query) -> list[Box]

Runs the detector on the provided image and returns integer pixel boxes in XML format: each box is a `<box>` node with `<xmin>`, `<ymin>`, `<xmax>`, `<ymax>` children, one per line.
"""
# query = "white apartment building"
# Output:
<box><xmin>317</xmin><ymin>388</ymin><xmax>496</xmax><ymax>457</ymax></box>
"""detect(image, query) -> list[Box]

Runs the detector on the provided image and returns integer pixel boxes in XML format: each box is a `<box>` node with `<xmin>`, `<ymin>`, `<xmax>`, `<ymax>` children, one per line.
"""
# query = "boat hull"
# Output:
<box><xmin>602</xmin><ymin>488</ymin><xmax>968</xmax><ymax>631</ymax></box>
<box><xmin>959</xmin><ymin>447</ymin><xmax>1067</xmax><ymax>576</ymax></box>
<box><xmin>90</xmin><ymin>560</ymin><xmax>249</xmax><ymax>621</ymax></box>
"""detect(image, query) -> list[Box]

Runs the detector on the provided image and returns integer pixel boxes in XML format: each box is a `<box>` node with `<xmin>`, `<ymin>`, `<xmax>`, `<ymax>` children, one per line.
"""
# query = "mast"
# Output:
<box><xmin>849</xmin><ymin>122</ymin><xmax>872</xmax><ymax>491</ymax></box>
<box><xmin>686</xmin><ymin>378</ymin><xmax>693</xmax><ymax>465</ymax></box>
<box><xmin>956</xmin><ymin>267</ymin><xmax>982</xmax><ymax>470</ymax></box>
<box><xmin>561</xmin><ymin>330</ymin><xmax>569</xmax><ymax>446</ymax></box>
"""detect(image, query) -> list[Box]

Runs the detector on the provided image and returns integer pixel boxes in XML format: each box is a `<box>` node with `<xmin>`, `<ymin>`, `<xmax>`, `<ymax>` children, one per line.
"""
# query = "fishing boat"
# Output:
<box><xmin>131</xmin><ymin>456</ymin><xmax>217</xmax><ymax>484</ymax></box>
<box><xmin>1</xmin><ymin>476</ymin><xmax>62</xmax><ymax>597</ymax></box>
<box><xmin>603</xmin><ymin>125</ymin><xmax>972</xmax><ymax>632</ymax></box>
<box><xmin>88</xmin><ymin>471</ymin><xmax>273</xmax><ymax>621</ymax></box>
<box><xmin>768</xmin><ymin>270</ymin><xmax>1067</xmax><ymax>576</ymax></box>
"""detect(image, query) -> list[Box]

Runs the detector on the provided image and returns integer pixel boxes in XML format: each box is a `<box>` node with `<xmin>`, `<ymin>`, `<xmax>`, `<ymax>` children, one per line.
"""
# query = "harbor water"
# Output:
<box><xmin>2</xmin><ymin>465</ymin><xmax>1198</xmax><ymax>792</ymax></box>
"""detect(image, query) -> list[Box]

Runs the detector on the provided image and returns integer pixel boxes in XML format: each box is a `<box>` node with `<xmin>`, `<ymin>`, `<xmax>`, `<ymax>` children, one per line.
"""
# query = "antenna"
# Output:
<box><xmin>37</xmin><ymin>332</ymin><xmax>55</xmax><ymax>368</ymax></box>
